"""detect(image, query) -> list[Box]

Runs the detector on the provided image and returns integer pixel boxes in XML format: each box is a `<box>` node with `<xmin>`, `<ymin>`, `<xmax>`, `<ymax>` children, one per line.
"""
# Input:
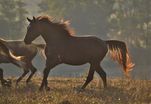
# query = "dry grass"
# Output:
<box><xmin>0</xmin><ymin>77</ymin><xmax>151</xmax><ymax>104</ymax></box>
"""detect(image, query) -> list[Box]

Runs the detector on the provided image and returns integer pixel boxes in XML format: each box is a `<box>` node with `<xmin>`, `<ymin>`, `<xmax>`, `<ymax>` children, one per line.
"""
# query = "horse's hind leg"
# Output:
<box><xmin>16</xmin><ymin>67</ymin><xmax>29</xmax><ymax>86</ymax></box>
<box><xmin>0</xmin><ymin>68</ymin><xmax>3</xmax><ymax>81</ymax></box>
<box><xmin>95</xmin><ymin>64</ymin><xmax>107</xmax><ymax>88</ymax></box>
<box><xmin>81</xmin><ymin>64</ymin><xmax>95</xmax><ymax>89</ymax></box>
<box><xmin>26</xmin><ymin>63</ymin><xmax>37</xmax><ymax>84</ymax></box>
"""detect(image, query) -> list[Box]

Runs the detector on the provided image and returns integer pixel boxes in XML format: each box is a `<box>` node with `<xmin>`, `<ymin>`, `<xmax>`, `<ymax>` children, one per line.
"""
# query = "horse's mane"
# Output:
<box><xmin>36</xmin><ymin>15</ymin><xmax>75</xmax><ymax>36</ymax></box>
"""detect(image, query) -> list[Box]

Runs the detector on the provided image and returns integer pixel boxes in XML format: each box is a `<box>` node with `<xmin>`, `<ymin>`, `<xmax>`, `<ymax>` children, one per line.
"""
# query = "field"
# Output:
<box><xmin>0</xmin><ymin>77</ymin><xmax>151</xmax><ymax>104</ymax></box>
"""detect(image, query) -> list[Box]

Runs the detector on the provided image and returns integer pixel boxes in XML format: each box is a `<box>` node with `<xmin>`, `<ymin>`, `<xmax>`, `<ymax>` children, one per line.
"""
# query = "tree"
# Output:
<box><xmin>108</xmin><ymin>0</ymin><xmax>151</xmax><ymax>48</ymax></box>
<box><xmin>16</xmin><ymin>0</ymin><xmax>28</xmax><ymax>39</ymax></box>
<box><xmin>38</xmin><ymin>0</ymin><xmax>114</xmax><ymax>38</ymax></box>
<box><xmin>0</xmin><ymin>0</ymin><xmax>28</xmax><ymax>39</ymax></box>
<box><xmin>39</xmin><ymin>0</ymin><xmax>151</xmax><ymax>48</ymax></box>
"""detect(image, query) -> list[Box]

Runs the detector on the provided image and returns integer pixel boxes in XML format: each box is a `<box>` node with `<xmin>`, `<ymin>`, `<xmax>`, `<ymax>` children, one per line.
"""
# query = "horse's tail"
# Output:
<box><xmin>34</xmin><ymin>44</ymin><xmax>46</xmax><ymax>60</ymax></box>
<box><xmin>106</xmin><ymin>40</ymin><xmax>135</xmax><ymax>76</ymax></box>
<box><xmin>0</xmin><ymin>41</ymin><xmax>25</xmax><ymax>66</ymax></box>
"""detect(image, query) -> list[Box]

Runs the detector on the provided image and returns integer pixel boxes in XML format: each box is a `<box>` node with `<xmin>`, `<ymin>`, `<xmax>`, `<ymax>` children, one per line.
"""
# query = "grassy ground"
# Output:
<box><xmin>0</xmin><ymin>77</ymin><xmax>151</xmax><ymax>104</ymax></box>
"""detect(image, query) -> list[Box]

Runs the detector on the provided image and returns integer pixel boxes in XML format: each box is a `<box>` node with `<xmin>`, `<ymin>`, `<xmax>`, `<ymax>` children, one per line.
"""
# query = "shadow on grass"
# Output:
<box><xmin>59</xmin><ymin>100</ymin><xmax>71</xmax><ymax>104</ymax></box>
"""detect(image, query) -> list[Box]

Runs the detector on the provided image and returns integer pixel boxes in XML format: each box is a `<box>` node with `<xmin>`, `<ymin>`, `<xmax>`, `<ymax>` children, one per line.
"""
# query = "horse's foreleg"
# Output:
<box><xmin>26</xmin><ymin>64</ymin><xmax>37</xmax><ymax>84</ymax></box>
<box><xmin>39</xmin><ymin>62</ymin><xmax>57</xmax><ymax>91</ymax></box>
<box><xmin>95</xmin><ymin>65</ymin><xmax>107</xmax><ymax>88</ymax></box>
<box><xmin>39</xmin><ymin>67</ymin><xmax>51</xmax><ymax>91</ymax></box>
<box><xmin>81</xmin><ymin>64</ymin><xmax>95</xmax><ymax>89</ymax></box>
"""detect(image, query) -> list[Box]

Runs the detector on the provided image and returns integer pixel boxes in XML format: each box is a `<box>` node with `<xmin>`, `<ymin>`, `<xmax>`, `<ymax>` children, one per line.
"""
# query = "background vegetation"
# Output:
<box><xmin>0</xmin><ymin>0</ymin><xmax>151</xmax><ymax>79</ymax></box>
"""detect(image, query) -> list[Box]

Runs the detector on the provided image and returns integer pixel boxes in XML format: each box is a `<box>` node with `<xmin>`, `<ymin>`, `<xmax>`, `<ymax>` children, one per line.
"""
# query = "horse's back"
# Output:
<box><xmin>4</xmin><ymin>40</ymin><xmax>37</xmax><ymax>57</ymax></box>
<box><xmin>51</xmin><ymin>36</ymin><xmax>108</xmax><ymax>65</ymax></box>
<box><xmin>69</xmin><ymin>36</ymin><xmax>107</xmax><ymax>54</ymax></box>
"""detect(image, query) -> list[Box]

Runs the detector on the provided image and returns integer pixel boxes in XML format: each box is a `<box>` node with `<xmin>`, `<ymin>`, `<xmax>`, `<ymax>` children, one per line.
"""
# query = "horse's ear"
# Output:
<box><xmin>27</xmin><ymin>17</ymin><xmax>32</xmax><ymax>22</ymax></box>
<box><xmin>33</xmin><ymin>16</ymin><xmax>36</xmax><ymax>22</ymax></box>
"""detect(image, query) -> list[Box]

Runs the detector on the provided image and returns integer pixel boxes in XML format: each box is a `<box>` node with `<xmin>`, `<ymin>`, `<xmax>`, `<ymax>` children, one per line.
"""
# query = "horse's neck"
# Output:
<box><xmin>41</xmin><ymin>31</ymin><xmax>72</xmax><ymax>45</ymax></box>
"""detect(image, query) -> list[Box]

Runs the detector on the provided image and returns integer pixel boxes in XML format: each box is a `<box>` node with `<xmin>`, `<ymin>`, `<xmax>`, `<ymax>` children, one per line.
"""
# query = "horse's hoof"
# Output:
<box><xmin>75</xmin><ymin>87</ymin><xmax>85</xmax><ymax>93</ymax></box>
<box><xmin>79</xmin><ymin>88</ymin><xmax>85</xmax><ymax>92</ymax></box>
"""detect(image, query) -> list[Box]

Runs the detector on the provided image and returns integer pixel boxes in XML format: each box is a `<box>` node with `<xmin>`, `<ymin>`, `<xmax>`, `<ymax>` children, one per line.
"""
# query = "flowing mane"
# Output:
<box><xmin>36</xmin><ymin>15</ymin><xmax>75</xmax><ymax>36</ymax></box>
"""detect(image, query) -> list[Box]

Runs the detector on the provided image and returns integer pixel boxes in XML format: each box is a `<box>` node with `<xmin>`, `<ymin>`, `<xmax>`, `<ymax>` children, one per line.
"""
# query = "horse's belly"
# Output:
<box><xmin>62</xmin><ymin>53</ymin><xmax>91</xmax><ymax>65</ymax></box>
<box><xmin>64</xmin><ymin>59</ymin><xmax>88</xmax><ymax>65</ymax></box>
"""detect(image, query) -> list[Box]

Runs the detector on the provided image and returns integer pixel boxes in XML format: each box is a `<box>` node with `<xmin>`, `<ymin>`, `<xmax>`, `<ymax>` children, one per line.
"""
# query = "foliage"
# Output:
<box><xmin>39</xmin><ymin>0</ymin><xmax>114</xmax><ymax>38</ymax></box>
<box><xmin>0</xmin><ymin>0</ymin><xmax>27</xmax><ymax>39</ymax></box>
<box><xmin>1</xmin><ymin>0</ymin><xmax>150</xmax><ymax>47</ymax></box>
<box><xmin>39</xmin><ymin>0</ymin><xmax>151</xmax><ymax>48</ymax></box>
<box><xmin>108</xmin><ymin>0</ymin><xmax>151</xmax><ymax>48</ymax></box>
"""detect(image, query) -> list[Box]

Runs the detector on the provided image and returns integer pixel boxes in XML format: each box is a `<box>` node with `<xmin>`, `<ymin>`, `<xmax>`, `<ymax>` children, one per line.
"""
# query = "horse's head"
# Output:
<box><xmin>24</xmin><ymin>15</ymin><xmax>75</xmax><ymax>44</ymax></box>
<box><xmin>24</xmin><ymin>16</ymin><xmax>42</xmax><ymax>44</ymax></box>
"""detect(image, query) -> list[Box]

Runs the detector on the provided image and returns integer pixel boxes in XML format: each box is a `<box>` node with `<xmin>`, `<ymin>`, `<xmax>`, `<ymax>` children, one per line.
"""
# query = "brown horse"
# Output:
<box><xmin>0</xmin><ymin>38</ymin><xmax>45</xmax><ymax>85</ymax></box>
<box><xmin>24</xmin><ymin>16</ymin><xmax>134</xmax><ymax>91</ymax></box>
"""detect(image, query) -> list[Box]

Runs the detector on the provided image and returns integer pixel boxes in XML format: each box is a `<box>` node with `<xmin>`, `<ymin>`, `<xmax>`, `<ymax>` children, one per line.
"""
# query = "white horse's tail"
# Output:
<box><xmin>0</xmin><ymin>40</ymin><xmax>25</xmax><ymax>67</ymax></box>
